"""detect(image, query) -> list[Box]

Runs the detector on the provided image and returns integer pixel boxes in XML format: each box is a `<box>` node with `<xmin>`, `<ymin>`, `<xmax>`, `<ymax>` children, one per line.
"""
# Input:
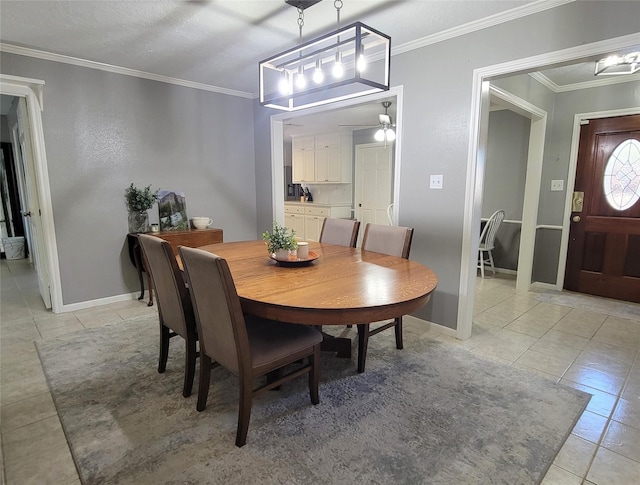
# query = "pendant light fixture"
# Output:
<box><xmin>259</xmin><ymin>0</ymin><xmax>391</xmax><ymax>111</ymax></box>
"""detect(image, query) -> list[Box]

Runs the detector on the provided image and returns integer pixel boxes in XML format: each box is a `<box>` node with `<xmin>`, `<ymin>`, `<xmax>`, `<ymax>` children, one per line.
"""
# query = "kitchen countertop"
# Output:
<box><xmin>284</xmin><ymin>201</ymin><xmax>352</xmax><ymax>207</ymax></box>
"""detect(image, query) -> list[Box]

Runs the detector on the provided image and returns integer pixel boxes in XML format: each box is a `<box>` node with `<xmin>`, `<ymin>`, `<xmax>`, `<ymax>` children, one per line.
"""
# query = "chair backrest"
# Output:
<box><xmin>361</xmin><ymin>223</ymin><xmax>414</xmax><ymax>259</ymax></box>
<box><xmin>479</xmin><ymin>210</ymin><xmax>505</xmax><ymax>250</ymax></box>
<box><xmin>179</xmin><ymin>246</ymin><xmax>249</xmax><ymax>376</ymax></box>
<box><xmin>319</xmin><ymin>218</ymin><xmax>360</xmax><ymax>248</ymax></box>
<box><xmin>138</xmin><ymin>234</ymin><xmax>194</xmax><ymax>339</ymax></box>
<box><xmin>386</xmin><ymin>203</ymin><xmax>394</xmax><ymax>225</ymax></box>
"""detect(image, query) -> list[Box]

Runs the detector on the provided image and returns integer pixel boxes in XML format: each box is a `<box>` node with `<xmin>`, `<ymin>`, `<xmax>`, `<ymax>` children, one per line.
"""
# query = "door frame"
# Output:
<box><xmin>557</xmin><ymin>107</ymin><xmax>640</xmax><ymax>288</ymax></box>
<box><xmin>459</xmin><ymin>33</ymin><xmax>640</xmax><ymax>340</ymax></box>
<box><xmin>0</xmin><ymin>74</ymin><xmax>62</xmax><ymax>312</ymax></box>
<box><xmin>270</xmin><ymin>85</ymin><xmax>404</xmax><ymax>226</ymax></box>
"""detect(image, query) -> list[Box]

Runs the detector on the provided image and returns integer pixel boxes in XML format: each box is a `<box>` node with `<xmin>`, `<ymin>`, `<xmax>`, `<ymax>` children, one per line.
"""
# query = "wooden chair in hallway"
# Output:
<box><xmin>179</xmin><ymin>246</ymin><xmax>322</xmax><ymax>447</ymax></box>
<box><xmin>478</xmin><ymin>209</ymin><xmax>505</xmax><ymax>278</ymax></box>
<box><xmin>138</xmin><ymin>234</ymin><xmax>198</xmax><ymax>397</ymax></box>
<box><xmin>357</xmin><ymin>223</ymin><xmax>414</xmax><ymax>373</ymax></box>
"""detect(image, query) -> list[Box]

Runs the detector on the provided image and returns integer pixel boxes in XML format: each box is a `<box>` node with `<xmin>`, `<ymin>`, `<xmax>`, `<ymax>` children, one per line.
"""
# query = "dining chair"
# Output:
<box><xmin>357</xmin><ymin>223</ymin><xmax>414</xmax><ymax>373</ymax></box>
<box><xmin>319</xmin><ymin>217</ymin><xmax>360</xmax><ymax>247</ymax></box>
<box><xmin>138</xmin><ymin>234</ymin><xmax>198</xmax><ymax>398</ymax></box>
<box><xmin>477</xmin><ymin>209</ymin><xmax>505</xmax><ymax>278</ymax></box>
<box><xmin>179</xmin><ymin>246</ymin><xmax>322</xmax><ymax>447</ymax></box>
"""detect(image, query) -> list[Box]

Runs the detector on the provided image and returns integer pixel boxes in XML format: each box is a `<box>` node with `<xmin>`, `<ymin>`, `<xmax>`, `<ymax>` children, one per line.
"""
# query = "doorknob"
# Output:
<box><xmin>572</xmin><ymin>215</ymin><xmax>581</xmax><ymax>223</ymax></box>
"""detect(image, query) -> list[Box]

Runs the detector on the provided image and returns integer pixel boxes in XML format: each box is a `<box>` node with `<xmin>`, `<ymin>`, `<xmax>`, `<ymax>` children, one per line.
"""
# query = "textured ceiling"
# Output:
<box><xmin>1</xmin><ymin>1</ymin><xmax>638</xmax><ymax>127</ymax></box>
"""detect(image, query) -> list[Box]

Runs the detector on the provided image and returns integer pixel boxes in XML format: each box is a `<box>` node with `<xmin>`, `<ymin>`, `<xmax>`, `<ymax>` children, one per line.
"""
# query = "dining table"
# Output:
<box><xmin>188</xmin><ymin>240</ymin><xmax>438</xmax><ymax>357</ymax></box>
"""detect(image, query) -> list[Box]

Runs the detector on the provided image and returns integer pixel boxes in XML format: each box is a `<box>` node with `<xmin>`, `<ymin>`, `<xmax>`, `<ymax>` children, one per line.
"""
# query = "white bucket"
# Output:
<box><xmin>2</xmin><ymin>236</ymin><xmax>26</xmax><ymax>260</ymax></box>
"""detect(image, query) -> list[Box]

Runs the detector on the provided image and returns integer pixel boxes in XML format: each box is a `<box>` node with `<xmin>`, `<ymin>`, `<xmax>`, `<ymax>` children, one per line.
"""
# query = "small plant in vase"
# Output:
<box><xmin>125</xmin><ymin>183</ymin><xmax>159</xmax><ymax>233</ymax></box>
<box><xmin>262</xmin><ymin>221</ymin><xmax>298</xmax><ymax>259</ymax></box>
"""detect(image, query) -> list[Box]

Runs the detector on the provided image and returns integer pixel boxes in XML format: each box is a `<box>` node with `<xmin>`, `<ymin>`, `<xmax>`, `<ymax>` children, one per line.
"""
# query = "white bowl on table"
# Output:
<box><xmin>191</xmin><ymin>217</ymin><xmax>213</xmax><ymax>230</ymax></box>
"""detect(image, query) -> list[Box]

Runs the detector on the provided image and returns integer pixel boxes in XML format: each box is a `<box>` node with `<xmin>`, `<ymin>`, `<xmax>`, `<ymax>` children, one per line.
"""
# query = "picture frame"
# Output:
<box><xmin>158</xmin><ymin>190</ymin><xmax>188</xmax><ymax>231</ymax></box>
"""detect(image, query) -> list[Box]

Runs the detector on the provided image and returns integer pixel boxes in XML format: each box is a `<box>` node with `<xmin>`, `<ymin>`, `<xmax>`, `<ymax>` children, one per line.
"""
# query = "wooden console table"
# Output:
<box><xmin>127</xmin><ymin>228</ymin><xmax>223</xmax><ymax>306</ymax></box>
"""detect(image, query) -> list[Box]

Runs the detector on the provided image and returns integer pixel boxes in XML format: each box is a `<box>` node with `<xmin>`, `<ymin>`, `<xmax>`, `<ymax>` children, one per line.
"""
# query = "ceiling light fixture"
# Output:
<box><xmin>374</xmin><ymin>101</ymin><xmax>395</xmax><ymax>144</ymax></box>
<box><xmin>259</xmin><ymin>0</ymin><xmax>391</xmax><ymax>111</ymax></box>
<box><xmin>595</xmin><ymin>51</ymin><xmax>640</xmax><ymax>76</ymax></box>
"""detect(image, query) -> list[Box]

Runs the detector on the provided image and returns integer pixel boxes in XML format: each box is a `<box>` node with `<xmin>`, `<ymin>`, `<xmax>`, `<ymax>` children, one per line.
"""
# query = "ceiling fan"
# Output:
<box><xmin>338</xmin><ymin>101</ymin><xmax>396</xmax><ymax>142</ymax></box>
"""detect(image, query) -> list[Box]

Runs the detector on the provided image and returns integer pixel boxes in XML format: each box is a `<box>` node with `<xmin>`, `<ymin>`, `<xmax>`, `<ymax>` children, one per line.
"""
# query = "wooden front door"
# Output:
<box><xmin>564</xmin><ymin>114</ymin><xmax>640</xmax><ymax>303</ymax></box>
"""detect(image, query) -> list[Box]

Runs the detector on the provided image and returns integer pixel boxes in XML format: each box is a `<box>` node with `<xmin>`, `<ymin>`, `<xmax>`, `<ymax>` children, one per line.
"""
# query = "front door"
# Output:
<box><xmin>564</xmin><ymin>114</ymin><xmax>640</xmax><ymax>303</ymax></box>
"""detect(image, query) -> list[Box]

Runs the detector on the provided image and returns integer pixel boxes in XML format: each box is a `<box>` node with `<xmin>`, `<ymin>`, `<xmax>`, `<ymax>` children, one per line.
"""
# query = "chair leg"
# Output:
<box><xmin>488</xmin><ymin>250</ymin><xmax>495</xmax><ymax>276</ymax></box>
<box><xmin>394</xmin><ymin>317</ymin><xmax>403</xmax><ymax>350</ymax></box>
<box><xmin>479</xmin><ymin>250</ymin><xmax>485</xmax><ymax>279</ymax></box>
<box><xmin>196</xmin><ymin>355</ymin><xmax>212</xmax><ymax>412</ymax></box>
<box><xmin>158</xmin><ymin>323</ymin><xmax>170</xmax><ymax>373</ymax></box>
<box><xmin>183</xmin><ymin>336</ymin><xmax>196</xmax><ymax>398</ymax></box>
<box><xmin>236</xmin><ymin>378</ymin><xmax>253</xmax><ymax>447</ymax></box>
<box><xmin>357</xmin><ymin>324</ymin><xmax>370</xmax><ymax>373</ymax></box>
<box><xmin>309</xmin><ymin>345</ymin><xmax>320</xmax><ymax>405</ymax></box>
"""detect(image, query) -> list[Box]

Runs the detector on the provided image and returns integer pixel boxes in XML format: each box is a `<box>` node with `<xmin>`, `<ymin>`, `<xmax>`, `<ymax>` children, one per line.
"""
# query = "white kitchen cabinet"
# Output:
<box><xmin>292</xmin><ymin>132</ymin><xmax>352</xmax><ymax>183</ymax></box>
<box><xmin>284</xmin><ymin>203</ymin><xmax>351</xmax><ymax>241</ymax></box>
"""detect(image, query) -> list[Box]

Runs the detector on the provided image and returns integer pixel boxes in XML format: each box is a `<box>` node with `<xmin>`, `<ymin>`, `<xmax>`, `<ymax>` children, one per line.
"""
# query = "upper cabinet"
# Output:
<box><xmin>292</xmin><ymin>132</ymin><xmax>352</xmax><ymax>184</ymax></box>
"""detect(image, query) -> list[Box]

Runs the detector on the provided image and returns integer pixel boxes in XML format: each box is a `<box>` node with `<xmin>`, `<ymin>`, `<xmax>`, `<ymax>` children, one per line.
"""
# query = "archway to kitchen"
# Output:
<box><xmin>269</xmin><ymin>86</ymin><xmax>404</xmax><ymax>229</ymax></box>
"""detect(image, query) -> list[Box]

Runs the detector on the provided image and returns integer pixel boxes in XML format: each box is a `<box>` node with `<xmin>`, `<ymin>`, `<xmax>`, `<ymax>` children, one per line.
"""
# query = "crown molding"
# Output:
<box><xmin>0</xmin><ymin>43</ymin><xmax>253</xmax><ymax>99</ymax></box>
<box><xmin>392</xmin><ymin>0</ymin><xmax>575</xmax><ymax>56</ymax></box>
<box><xmin>530</xmin><ymin>70</ymin><xmax>640</xmax><ymax>93</ymax></box>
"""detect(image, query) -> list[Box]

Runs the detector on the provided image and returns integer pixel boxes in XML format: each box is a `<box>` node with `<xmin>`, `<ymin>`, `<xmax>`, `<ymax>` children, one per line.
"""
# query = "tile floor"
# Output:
<box><xmin>1</xmin><ymin>258</ymin><xmax>640</xmax><ymax>484</ymax></box>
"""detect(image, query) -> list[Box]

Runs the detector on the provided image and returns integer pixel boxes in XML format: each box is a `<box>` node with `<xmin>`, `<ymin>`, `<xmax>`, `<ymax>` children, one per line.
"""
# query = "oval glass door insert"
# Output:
<box><xmin>603</xmin><ymin>138</ymin><xmax>640</xmax><ymax>211</ymax></box>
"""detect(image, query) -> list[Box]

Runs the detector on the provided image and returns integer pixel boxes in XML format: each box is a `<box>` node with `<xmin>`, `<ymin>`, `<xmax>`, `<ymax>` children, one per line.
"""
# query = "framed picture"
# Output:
<box><xmin>158</xmin><ymin>190</ymin><xmax>189</xmax><ymax>231</ymax></box>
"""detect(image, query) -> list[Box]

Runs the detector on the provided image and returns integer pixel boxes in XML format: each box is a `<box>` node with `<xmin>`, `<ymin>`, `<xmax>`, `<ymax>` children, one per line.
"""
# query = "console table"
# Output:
<box><xmin>127</xmin><ymin>228</ymin><xmax>223</xmax><ymax>305</ymax></box>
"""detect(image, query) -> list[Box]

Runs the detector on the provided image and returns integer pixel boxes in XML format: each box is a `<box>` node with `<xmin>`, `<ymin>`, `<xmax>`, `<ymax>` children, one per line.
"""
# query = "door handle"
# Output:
<box><xmin>23</xmin><ymin>211</ymin><xmax>32</xmax><ymax>217</ymax></box>
<box><xmin>572</xmin><ymin>215</ymin><xmax>581</xmax><ymax>223</ymax></box>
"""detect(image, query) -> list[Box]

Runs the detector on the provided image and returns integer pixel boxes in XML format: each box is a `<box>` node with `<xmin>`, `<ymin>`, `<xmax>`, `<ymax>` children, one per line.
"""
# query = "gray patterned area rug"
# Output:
<box><xmin>37</xmin><ymin>315</ymin><xmax>589</xmax><ymax>485</ymax></box>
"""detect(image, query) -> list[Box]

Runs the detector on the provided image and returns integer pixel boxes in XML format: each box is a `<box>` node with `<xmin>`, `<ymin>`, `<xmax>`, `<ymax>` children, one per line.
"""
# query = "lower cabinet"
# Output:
<box><xmin>284</xmin><ymin>203</ymin><xmax>351</xmax><ymax>241</ymax></box>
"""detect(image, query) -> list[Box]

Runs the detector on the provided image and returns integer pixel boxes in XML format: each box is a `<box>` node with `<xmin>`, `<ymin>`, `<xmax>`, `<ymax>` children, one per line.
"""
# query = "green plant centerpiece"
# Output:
<box><xmin>125</xmin><ymin>183</ymin><xmax>159</xmax><ymax>233</ymax></box>
<box><xmin>262</xmin><ymin>221</ymin><xmax>298</xmax><ymax>259</ymax></box>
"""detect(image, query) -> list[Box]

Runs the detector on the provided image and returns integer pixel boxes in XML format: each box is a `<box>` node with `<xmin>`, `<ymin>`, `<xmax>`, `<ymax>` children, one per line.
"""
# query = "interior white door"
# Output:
<box><xmin>15</xmin><ymin>98</ymin><xmax>51</xmax><ymax>308</ymax></box>
<box><xmin>355</xmin><ymin>143</ymin><xmax>393</xmax><ymax>246</ymax></box>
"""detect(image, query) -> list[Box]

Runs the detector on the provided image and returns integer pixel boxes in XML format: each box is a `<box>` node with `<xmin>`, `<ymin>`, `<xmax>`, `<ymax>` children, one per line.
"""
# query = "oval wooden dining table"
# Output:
<box><xmin>189</xmin><ymin>240</ymin><xmax>438</xmax><ymax>357</ymax></box>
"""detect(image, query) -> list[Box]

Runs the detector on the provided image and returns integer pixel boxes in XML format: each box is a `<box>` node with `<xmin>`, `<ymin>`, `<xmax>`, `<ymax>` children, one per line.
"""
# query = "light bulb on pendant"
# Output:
<box><xmin>295</xmin><ymin>66</ymin><xmax>306</xmax><ymax>90</ymax></box>
<box><xmin>374</xmin><ymin>129</ymin><xmax>385</xmax><ymax>142</ymax></box>
<box><xmin>357</xmin><ymin>46</ymin><xmax>366</xmax><ymax>72</ymax></box>
<box><xmin>332</xmin><ymin>52</ymin><xmax>344</xmax><ymax>78</ymax></box>
<box><xmin>312</xmin><ymin>60</ymin><xmax>324</xmax><ymax>84</ymax></box>
<box><xmin>278</xmin><ymin>72</ymin><xmax>291</xmax><ymax>95</ymax></box>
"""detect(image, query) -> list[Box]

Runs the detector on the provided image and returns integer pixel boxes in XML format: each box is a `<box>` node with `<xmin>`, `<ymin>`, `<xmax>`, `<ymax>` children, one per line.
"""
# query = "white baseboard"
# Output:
<box><xmin>531</xmin><ymin>281</ymin><xmax>559</xmax><ymax>292</ymax></box>
<box><xmin>405</xmin><ymin>315</ymin><xmax>458</xmax><ymax>338</ymax></box>
<box><xmin>59</xmin><ymin>292</ymin><xmax>142</xmax><ymax>313</ymax></box>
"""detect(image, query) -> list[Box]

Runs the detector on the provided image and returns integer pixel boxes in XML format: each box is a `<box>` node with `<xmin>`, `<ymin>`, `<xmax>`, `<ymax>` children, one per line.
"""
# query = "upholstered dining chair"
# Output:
<box><xmin>478</xmin><ymin>209</ymin><xmax>505</xmax><ymax>278</ymax></box>
<box><xmin>319</xmin><ymin>217</ymin><xmax>360</xmax><ymax>248</ymax></box>
<box><xmin>138</xmin><ymin>234</ymin><xmax>198</xmax><ymax>398</ymax></box>
<box><xmin>357</xmin><ymin>223</ymin><xmax>414</xmax><ymax>373</ymax></box>
<box><xmin>179</xmin><ymin>246</ymin><xmax>322</xmax><ymax>447</ymax></box>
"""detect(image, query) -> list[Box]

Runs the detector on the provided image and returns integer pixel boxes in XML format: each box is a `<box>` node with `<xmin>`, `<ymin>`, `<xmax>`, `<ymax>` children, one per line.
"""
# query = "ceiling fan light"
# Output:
<box><xmin>386</xmin><ymin>128</ymin><xmax>396</xmax><ymax>142</ymax></box>
<box><xmin>374</xmin><ymin>129</ymin><xmax>385</xmax><ymax>142</ymax></box>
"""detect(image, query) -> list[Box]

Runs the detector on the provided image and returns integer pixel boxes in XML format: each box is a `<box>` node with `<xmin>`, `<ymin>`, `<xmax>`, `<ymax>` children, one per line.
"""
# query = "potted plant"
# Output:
<box><xmin>262</xmin><ymin>221</ymin><xmax>298</xmax><ymax>259</ymax></box>
<box><xmin>125</xmin><ymin>183</ymin><xmax>159</xmax><ymax>233</ymax></box>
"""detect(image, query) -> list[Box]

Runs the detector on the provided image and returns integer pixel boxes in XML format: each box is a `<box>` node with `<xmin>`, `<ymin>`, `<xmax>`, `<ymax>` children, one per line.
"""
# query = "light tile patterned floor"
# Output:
<box><xmin>1</xmin><ymin>259</ymin><xmax>639</xmax><ymax>484</ymax></box>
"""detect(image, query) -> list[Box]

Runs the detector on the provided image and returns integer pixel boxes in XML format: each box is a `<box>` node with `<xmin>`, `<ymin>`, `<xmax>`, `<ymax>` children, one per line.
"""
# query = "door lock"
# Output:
<box><xmin>571</xmin><ymin>191</ymin><xmax>584</xmax><ymax>212</ymax></box>
<box><xmin>572</xmin><ymin>215</ymin><xmax>581</xmax><ymax>223</ymax></box>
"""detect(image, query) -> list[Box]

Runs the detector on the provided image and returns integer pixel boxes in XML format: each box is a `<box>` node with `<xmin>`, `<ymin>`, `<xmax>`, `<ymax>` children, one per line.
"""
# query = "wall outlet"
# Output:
<box><xmin>430</xmin><ymin>174</ymin><xmax>443</xmax><ymax>189</ymax></box>
<box><xmin>551</xmin><ymin>179</ymin><xmax>564</xmax><ymax>191</ymax></box>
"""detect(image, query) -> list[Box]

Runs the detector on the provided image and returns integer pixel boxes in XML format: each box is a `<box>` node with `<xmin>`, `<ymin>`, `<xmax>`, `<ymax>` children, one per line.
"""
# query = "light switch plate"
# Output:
<box><xmin>551</xmin><ymin>180</ymin><xmax>564</xmax><ymax>191</ymax></box>
<box><xmin>430</xmin><ymin>175</ymin><xmax>443</xmax><ymax>189</ymax></box>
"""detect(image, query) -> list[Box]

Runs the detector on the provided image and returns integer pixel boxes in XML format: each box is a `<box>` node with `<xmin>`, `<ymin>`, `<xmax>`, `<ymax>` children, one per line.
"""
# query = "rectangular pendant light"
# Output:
<box><xmin>259</xmin><ymin>21</ymin><xmax>391</xmax><ymax>111</ymax></box>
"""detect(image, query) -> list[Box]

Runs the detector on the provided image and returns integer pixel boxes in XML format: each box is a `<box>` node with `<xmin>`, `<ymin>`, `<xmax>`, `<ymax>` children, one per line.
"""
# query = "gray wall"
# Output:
<box><xmin>254</xmin><ymin>1</ymin><xmax>640</xmax><ymax>330</ymax></box>
<box><xmin>1</xmin><ymin>114</ymin><xmax>11</xmax><ymax>142</ymax></box>
<box><xmin>1</xmin><ymin>53</ymin><xmax>258</xmax><ymax>305</ymax></box>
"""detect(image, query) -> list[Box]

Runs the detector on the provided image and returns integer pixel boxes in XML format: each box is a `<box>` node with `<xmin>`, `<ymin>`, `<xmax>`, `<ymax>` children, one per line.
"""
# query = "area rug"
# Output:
<box><xmin>37</xmin><ymin>315</ymin><xmax>589</xmax><ymax>485</ymax></box>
